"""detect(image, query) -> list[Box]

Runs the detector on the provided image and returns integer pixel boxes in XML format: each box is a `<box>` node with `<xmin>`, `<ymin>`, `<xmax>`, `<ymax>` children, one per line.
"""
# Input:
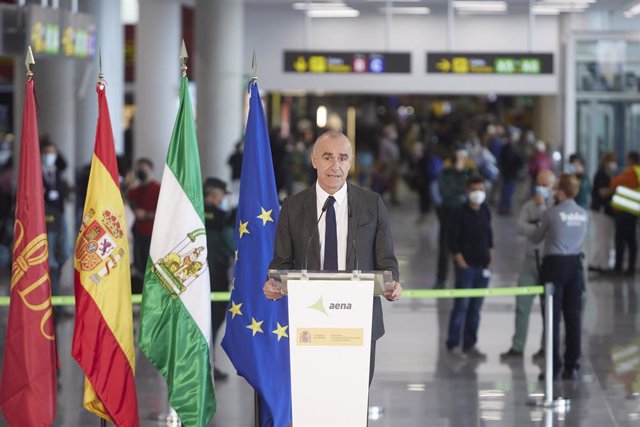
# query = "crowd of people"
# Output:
<box><xmin>0</xmin><ymin>105</ymin><xmax>639</xmax><ymax>383</ymax></box>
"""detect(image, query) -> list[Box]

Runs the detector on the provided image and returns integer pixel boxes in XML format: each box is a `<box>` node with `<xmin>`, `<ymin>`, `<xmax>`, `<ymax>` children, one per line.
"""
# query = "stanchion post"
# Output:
<box><xmin>544</xmin><ymin>282</ymin><xmax>554</xmax><ymax>407</ymax></box>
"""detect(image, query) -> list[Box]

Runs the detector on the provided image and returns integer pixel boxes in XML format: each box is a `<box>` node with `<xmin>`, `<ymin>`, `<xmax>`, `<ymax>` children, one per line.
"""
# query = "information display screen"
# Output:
<box><xmin>427</xmin><ymin>52</ymin><xmax>553</xmax><ymax>75</ymax></box>
<box><xmin>284</xmin><ymin>51</ymin><xmax>411</xmax><ymax>74</ymax></box>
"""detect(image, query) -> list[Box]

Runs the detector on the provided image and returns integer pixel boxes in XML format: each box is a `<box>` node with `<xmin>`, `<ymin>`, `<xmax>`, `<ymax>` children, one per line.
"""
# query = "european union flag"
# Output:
<box><xmin>221</xmin><ymin>80</ymin><xmax>291</xmax><ymax>427</ymax></box>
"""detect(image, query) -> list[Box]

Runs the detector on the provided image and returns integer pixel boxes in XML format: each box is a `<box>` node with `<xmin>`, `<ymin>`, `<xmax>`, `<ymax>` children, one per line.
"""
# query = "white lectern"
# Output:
<box><xmin>269</xmin><ymin>270</ymin><xmax>391</xmax><ymax>427</ymax></box>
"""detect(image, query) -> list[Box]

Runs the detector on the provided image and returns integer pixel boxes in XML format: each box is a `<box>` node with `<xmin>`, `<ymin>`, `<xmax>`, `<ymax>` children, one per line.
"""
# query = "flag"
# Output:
<box><xmin>221</xmin><ymin>81</ymin><xmax>291</xmax><ymax>426</ymax></box>
<box><xmin>0</xmin><ymin>78</ymin><xmax>58</xmax><ymax>425</ymax></box>
<box><xmin>138</xmin><ymin>75</ymin><xmax>215</xmax><ymax>426</ymax></box>
<box><xmin>71</xmin><ymin>82</ymin><xmax>139</xmax><ymax>426</ymax></box>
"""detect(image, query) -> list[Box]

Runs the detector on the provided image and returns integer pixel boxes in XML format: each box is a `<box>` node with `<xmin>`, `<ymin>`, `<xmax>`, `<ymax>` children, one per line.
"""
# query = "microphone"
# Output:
<box><xmin>303</xmin><ymin>197</ymin><xmax>331</xmax><ymax>271</ymax></box>
<box><xmin>352</xmin><ymin>239</ymin><xmax>359</xmax><ymax>272</ymax></box>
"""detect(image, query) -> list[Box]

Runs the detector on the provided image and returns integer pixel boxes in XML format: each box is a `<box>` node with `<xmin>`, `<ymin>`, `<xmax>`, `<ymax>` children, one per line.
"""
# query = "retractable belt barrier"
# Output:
<box><xmin>0</xmin><ymin>286</ymin><xmax>544</xmax><ymax>307</ymax></box>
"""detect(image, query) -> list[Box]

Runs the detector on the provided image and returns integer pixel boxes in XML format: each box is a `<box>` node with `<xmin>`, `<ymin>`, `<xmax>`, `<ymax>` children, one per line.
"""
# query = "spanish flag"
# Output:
<box><xmin>0</xmin><ymin>64</ymin><xmax>57</xmax><ymax>427</ymax></box>
<box><xmin>71</xmin><ymin>81</ymin><xmax>139</xmax><ymax>426</ymax></box>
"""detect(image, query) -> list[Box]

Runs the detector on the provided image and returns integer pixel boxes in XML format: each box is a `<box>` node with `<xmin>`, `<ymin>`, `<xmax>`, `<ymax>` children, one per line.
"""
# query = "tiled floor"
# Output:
<box><xmin>1</xmin><ymin>192</ymin><xmax>640</xmax><ymax>426</ymax></box>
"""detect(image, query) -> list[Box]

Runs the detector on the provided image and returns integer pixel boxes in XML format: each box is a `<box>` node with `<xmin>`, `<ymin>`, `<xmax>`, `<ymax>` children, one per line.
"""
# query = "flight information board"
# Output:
<box><xmin>284</xmin><ymin>51</ymin><xmax>411</xmax><ymax>74</ymax></box>
<box><xmin>427</xmin><ymin>53</ymin><xmax>553</xmax><ymax>75</ymax></box>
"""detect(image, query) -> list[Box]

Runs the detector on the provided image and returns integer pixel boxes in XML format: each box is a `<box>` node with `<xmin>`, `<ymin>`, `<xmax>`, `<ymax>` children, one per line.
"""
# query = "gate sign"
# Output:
<box><xmin>427</xmin><ymin>52</ymin><xmax>554</xmax><ymax>75</ymax></box>
<box><xmin>284</xmin><ymin>51</ymin><xmax>411</xmax><ymax>74</ymax></box>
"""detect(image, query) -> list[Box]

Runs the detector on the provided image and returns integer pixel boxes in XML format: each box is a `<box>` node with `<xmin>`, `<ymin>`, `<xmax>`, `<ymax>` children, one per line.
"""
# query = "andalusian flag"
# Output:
<box><xmin>138</xmin><ymin>76</ymin><xmax>215</xmax><ymax>426</ymax></box>
<box><xmin>71</xmin><ymin>82</ymin><xmax>139</xmax><ymax>426</ymax></box>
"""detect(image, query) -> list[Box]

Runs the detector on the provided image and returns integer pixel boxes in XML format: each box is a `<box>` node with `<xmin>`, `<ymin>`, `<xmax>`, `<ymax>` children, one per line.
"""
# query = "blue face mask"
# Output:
<box><xmin>566</xmin><ymin>164</ymin><xmax>577</xmax><ymax>174</ymax></box>
<box><xmin>535</xmin><ymin>186</ymin><xmax>551</xmax><ymax>200</ymax></box>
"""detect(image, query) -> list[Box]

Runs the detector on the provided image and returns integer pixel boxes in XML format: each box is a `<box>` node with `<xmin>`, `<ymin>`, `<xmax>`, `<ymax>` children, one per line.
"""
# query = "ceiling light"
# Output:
<box><xmin>539</xmin><ymin>0</ymin><xmax>594</xmax><ymax>3</ymax></box>
<box><xmin>379</xmin><ymin>6</ymin><xmax>430</xmax><ymax>14</ymax></box>
<box><xmin>306</xmin><ymin>8</ymin><xmax>360</xmax><ymax>17</ymax></box>
<box><xmin>292</xmin><ymin>2</ymin><xmax>348</xmax><ymax>11</ymax></box>
<box><xmin>533</xmin><ymin>4</ymin><xmax>589</xmax><ymax>14</ymax></box>
<box><xmin>453</xmin><ymin>1</ymin><xmax>507</xmax><ymax>13</ymax></box>
<box><xmin>625</xmin><ymin>2</ymin><xmax>640</xmax><ymax>18</ymax></box>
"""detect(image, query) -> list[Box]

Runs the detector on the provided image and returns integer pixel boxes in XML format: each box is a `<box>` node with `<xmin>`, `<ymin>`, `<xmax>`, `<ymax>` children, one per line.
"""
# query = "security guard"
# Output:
<box><xmin>203</xmin><ymin>177</ymin><xmax>235</xmax><ymax>380</ymax></box>
<box><xmin>530</xmin><ymin>173</ymin><xmax>588</xmax><ymax>380</ymax></box>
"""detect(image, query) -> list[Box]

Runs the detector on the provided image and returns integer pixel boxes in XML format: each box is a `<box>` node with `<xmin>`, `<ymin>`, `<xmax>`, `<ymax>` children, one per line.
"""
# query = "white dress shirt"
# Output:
<box><xmin>316</xmin><ymin>181</ymin><xmax>348</xmax><ymax>270</ymax></box>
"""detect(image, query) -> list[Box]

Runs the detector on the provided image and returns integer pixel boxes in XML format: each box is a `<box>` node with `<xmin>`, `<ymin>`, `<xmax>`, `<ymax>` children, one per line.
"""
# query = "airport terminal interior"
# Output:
<box><xmin>1</xmin><ymin>0</ymin><xmax>640</xmax><ymax>426</ymax></box>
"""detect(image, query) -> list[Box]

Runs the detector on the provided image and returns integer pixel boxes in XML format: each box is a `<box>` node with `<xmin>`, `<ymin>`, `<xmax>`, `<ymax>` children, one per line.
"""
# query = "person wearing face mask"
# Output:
<box><xmin>203</xmin><ymin>177</ymin><xmax>235</xmax><ymax>381</ymax></box>
<box><xmin>446</xmin><ymin>176</ymin><xmax>493</xmax><ymax>359</ymax></box>
<box><xmin>501</xmin><ymin>170</ymin><xmax>556</xmax><ymax>360</ymax></box>
<box><xmin>41</xmin><ymin>140</ymin><xmax>71</xmax><ymax>320</ymax></box>
<box><xmin>434</xmin><ymin>146</ymin><xmax>475</xmax><ymax>288</ymax></box>
<box><xmin>127</xmin><ymin>158</ymin><xmax>161</xmax><ymax>279</ymax></box>
<box><xmin>588</xmin><ymin>152</ymin><xmax>617</xmax><ymax>273</ymax></box>
<box><xmin>610</xmin><ymin>151</ymin><xmax>640</xmax><ymax>276</ymax></box>
<box><xmin>529</xmin><ymin>140</ymin><xmax>552</xmax><ymax>196</ymax></box>
<box><xmin>530</xmin><ymin>174</ymin><xmax>588</xmax><ymax>380</ymax></box>
<box><xmin>567</xmin><ymin>154</ymin><xmax>591</xmax><ymax>210</ymax></box>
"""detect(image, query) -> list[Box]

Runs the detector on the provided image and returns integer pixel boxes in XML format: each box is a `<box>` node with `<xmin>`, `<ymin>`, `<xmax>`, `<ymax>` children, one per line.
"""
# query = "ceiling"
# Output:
<box><xmin>244</xmin><ymin>0</ymin><xmax>631</xmax><ymax>14</ymax></box>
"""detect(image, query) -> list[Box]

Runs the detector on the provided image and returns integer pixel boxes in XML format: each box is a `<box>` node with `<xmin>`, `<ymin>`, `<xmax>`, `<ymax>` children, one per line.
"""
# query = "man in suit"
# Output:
<box><xmin>263</xmin><ymin>130</ymin><xmax>402</xmax><ymax>383</ymax></box>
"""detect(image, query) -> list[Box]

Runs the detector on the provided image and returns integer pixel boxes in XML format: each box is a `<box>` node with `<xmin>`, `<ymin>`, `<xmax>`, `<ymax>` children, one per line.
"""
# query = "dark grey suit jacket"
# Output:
<box><xmin>270</xmin><ymin>182</ymin><xmax>399</xmax><ymax>340</ymax></box>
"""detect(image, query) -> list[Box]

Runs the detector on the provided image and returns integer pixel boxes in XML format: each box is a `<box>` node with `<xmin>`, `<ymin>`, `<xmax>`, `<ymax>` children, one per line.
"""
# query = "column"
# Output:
<box><xmin>196</xmin><ymin>0</ymin><xmax>244</xmax><ymax>180</ymax></box>
<box><xmin>77</xmin><ymin>0</ymin><xmax>125</xmax><ymax>167</ymax></box>
<box><xmin>37</xmin><ymin>57</ymin><xmax>76</xmax><ymax>184</ymax></box>
<box><xmin>135</xmin><ymin>0</ymin><xmax>181</xmax><ymax>180</ymax></box>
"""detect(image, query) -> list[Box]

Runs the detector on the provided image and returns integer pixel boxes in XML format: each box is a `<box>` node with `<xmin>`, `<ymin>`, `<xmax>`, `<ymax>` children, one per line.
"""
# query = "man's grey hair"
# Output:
<box><xmin>312</xmin><ymin>130</ymin><xmax>352</xmax><ymax>154</ymax></box>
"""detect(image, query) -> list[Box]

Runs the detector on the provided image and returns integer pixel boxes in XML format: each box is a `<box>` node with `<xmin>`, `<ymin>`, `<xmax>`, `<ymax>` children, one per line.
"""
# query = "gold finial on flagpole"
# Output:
<box><xmin>251</xmin><ymin>50</ymin><xmax>257</xmax><ymax>82</ymax></box>
<box><xmin>98</xmin><ymin>48</ymin><xmax>105</xmax><ymax>89</ymax></box>
<box><xmin>180</xmin><ymin>39</ymin><xmax>188</xmax><ymax>77</ymax></box>
<box><xmin>25</xmin><ymin>46</ymin><xmax>35</xmax><ymax>80</ymax></box>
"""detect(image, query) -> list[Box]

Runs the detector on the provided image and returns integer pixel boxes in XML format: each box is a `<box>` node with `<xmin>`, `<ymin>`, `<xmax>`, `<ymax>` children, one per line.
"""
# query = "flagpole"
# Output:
<box><xmin>25</xmin><ymin>45</ymin><xmax>34</xmax><ymax>81</ymax></box>
<box><xmin>250</xmin><ymin>50</ymin><xmax>261</xmax><ymax>427</ymax></box>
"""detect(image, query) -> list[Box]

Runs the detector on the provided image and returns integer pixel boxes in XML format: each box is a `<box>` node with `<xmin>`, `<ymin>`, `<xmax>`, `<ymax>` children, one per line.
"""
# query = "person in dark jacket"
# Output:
<box><xmin>446</xmin><ymin>176</ymin><xmax>493</xmax><ymax>358</ymax></box>
<box><xmin>434</xmin><ymin>148</ymin><xmax>474</xmax><ymax>288</ymax></box>
<box><xmin>588</xmin><ymin>152</ymin><xmax>617</xmax><ymax>272</ymax></box>
<box><xmin>41</xmin><ymin>141</ymin><xmax>72</xmax><ymax>321</ymax></box>
<box><xmin>204</xmin><ymin>177</ymin><xmax>236</xmax><ymax>380</ymax></box>
<box><xmin>498</xmin><ymin>137</ymin><xmax>524</xmax><ymax>215</ymax></box>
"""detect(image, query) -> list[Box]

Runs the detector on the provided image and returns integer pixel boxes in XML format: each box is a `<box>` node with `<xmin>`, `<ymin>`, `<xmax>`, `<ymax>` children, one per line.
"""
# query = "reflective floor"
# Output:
<box><xmin>1</xmin><ymin>191</ymin><xmax>640</xmax><ymax>426</ymax></box>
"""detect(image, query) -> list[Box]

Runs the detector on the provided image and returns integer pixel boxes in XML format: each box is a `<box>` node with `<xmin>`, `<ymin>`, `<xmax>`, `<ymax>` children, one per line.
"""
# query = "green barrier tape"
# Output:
<box><xmin>402</xmin><ymin>286</ymin><xmax>544</xmax><ymax>299</ymax></box>
<box><xmin>0</xmin><ymin>287</ymin><xmax>543</xmax><ymax>307</ymax></box>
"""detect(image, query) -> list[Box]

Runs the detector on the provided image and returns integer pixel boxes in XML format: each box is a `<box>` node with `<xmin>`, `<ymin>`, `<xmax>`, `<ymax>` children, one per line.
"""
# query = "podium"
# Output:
<box><xmin>269</xmin><ymin>270</ymin><xmax>392</xmax><ymax>427</ymax></box>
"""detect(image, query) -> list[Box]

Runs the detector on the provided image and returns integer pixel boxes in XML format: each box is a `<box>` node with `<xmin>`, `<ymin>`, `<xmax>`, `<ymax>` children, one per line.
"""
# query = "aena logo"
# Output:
<box><xmin>309</xmin><ymin>297</ymin><xmax>352</xmax><ymax>316</ymax></box>
<box><xmin>328</xmin><ymin>303</ymin><xmax>352</xmax><ymax>310</ymax></box>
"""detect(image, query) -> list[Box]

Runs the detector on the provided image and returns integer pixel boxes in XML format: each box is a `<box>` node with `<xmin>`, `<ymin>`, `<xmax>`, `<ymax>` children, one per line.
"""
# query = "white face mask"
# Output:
<box><xmin>469</xmin><ymin>190</ymin><xmax>486</xmax><ymax>205</ymax></box>
<box><xmin>535</xmin><ymin>142</ymin><xmax>546</xmax><ymax>152</ymax></box>
<box><xmin>219</xmin><ymin>197</ymin><xmax>230</xmax><ymax>212</ymax></box>
<box><xmin>41</xmin><ymin>153</ymin><xmax>56</xmax><ymax>167</ymax></box>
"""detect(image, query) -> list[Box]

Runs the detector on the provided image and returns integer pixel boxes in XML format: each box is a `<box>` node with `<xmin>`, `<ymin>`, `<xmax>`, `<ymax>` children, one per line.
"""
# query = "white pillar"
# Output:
<box><xmin>196</xmin><ymin>0</ymin><xmax>244</xmax><ymax>181</ymax></box>
<box><xmin>77</xmin><ymin>0</ymin><xmax>125</xmax><ymax>167</ymax></box>
<box><xmin>37</xmin><ymin>57</ymin><xmax>76</xmax><ymax>180</ymax></box>
<box><xmin>135</xmin><ymin>0</ymin><xmax>181</xmax><ymax>180</ymax></box>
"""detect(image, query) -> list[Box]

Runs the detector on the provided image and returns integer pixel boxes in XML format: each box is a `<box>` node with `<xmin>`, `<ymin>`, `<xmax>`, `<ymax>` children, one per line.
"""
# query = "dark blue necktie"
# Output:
<box><xmin>324</xmin><ymin>196</ymin><xmax>338</xmax><ymax>271</ymax></box>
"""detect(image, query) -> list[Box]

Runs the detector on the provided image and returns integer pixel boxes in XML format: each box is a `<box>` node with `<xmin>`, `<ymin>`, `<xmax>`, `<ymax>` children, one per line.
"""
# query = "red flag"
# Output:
<box><xmin>72</xmin><ymin>82</ymin><xmax>139</xmax><ymax>426</ymax></box>
<box><xmin>0</xmin><ymin>78</ymin><xmax>58</xmax><ymax>426</ymax></box>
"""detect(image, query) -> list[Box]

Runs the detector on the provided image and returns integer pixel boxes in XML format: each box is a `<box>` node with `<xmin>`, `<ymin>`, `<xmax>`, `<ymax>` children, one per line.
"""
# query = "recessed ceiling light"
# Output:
<box><xmin>453</xmin><ymin>1</ymin><xmax>507</xmax><ymax>13</ymax></box>
<box><xmin>306</xmin><ymin>8</ymin><xmax>360</xmax><ymax>18</ymax></box>
<box><xmin>379</xmin><ymin>6</ymin><xmax>431</xmax><ymax>15</ymax></box>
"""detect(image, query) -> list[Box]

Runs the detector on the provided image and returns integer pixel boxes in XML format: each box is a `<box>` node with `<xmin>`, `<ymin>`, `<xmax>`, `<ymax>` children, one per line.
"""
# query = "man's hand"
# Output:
<box><xmin>263</xmin><ymin>278</ymin><xmax>285</xmax><ymax>301</ymax></box>
<box><xmin>454</xmin><ymin>253</ymin><xmax>469</xmax><ymax>269</ymax></box>
<box><xmin>384</xmin><ymin>281</ymin><xmax>402</xmax><ymax>301</ymax></box>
